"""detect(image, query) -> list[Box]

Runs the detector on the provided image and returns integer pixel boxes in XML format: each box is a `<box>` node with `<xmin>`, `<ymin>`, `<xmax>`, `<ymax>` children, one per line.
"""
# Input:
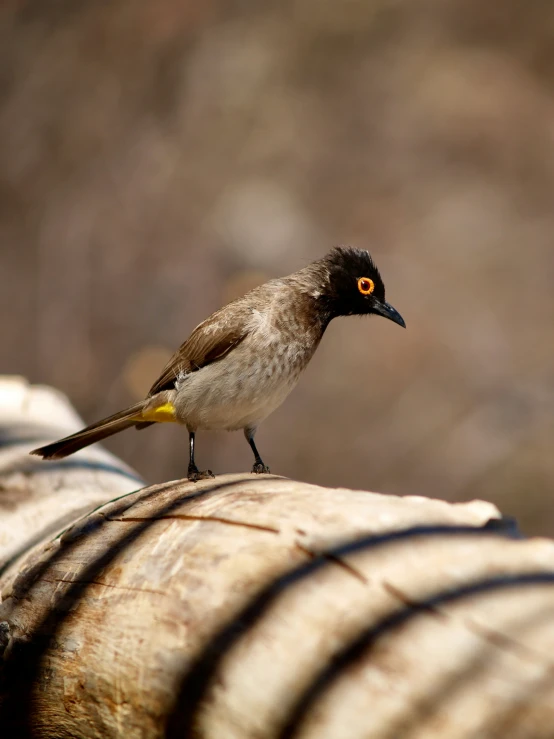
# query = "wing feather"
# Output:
<box><xmin>147</xmin><ymin>307</ymin><xmax>250</xmax><ymax>396</ymax></box>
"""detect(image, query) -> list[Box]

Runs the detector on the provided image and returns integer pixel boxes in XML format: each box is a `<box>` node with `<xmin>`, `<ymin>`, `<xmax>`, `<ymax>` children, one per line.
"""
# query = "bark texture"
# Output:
<box><xmin>1</xmin><ymin>378</ymin><xmax>554</xmax><ymax>739</ymax></box>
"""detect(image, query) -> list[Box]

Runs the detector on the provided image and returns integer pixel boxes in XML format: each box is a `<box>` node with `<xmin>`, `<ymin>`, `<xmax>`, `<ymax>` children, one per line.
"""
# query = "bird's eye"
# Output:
<box><xmin>357</xmin><ymin>277</ymin><xmax>375</xmax><ymax>295</ymax></box>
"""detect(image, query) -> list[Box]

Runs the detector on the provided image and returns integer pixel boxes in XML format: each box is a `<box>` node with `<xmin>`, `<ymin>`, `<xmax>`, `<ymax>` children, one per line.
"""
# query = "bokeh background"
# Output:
<box><xmin>1</xmin><ymin>0</ymin><xmax>554</xmax><ymax>535</ymax></box>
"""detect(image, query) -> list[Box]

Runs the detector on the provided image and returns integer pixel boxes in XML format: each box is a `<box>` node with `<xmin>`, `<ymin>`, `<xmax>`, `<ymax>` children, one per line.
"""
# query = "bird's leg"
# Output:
<box><xmin>187</xmin><ymin>431</ymin><xmax>214</xmax><ymax>482</ymax></box>
<box><xmin>244</xmin><ymin>427</ymin><xmax>270</xmax><ymax>474</ymax></box>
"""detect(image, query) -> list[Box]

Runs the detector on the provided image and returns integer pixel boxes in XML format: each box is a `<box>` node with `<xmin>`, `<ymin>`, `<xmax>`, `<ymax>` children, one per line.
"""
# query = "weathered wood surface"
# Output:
<box><xmin>0</xmin><ymin>376</ymin><xmax>144</xmax><ymax>577</ymax></box>
<box><xmin>1</xmin><ymin>378</ymin><xmax>554</xmax><ymax>739</ymax></box>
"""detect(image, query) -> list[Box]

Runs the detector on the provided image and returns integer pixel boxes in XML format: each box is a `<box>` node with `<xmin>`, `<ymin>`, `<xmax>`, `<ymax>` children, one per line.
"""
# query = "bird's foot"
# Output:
<box><xmin>252</xmin><ymin>462</ymin><xmax>270</xmax><ymax>474</ymax></box>
<box><xmin>187</xmin><ymin>466</ymin><xmax>215</xmax><ymax>482</ymax></box>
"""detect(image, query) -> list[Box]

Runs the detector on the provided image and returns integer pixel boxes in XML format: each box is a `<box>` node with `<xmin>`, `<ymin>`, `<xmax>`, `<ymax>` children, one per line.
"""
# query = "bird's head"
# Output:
<box><xmin>316</xmin><ymin>246</ymin><xmax>406</xmax><ymax>327</ymax></box>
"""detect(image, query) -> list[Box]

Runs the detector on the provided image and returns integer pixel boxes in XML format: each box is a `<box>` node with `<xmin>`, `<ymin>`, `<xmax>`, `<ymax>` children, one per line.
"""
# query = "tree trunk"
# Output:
<box><xmin>1</xmin><ymin>377</ymin><xmax>554</xmax><ymax>738</ymax></box>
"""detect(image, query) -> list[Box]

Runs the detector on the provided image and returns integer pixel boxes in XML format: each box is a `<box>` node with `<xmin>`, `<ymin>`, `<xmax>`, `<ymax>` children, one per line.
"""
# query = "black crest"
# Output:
<box><xmin>319</xmin><ymin>246</ymin><xmax>386</xmax><ymax>317</ymax></box>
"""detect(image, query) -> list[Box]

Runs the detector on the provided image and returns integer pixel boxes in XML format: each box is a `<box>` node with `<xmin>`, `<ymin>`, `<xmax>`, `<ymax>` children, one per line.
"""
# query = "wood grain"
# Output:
<box><xmin>1</xmin><ymin>378</ymin><xmax>554</xmax><ymax>738</ymax></box>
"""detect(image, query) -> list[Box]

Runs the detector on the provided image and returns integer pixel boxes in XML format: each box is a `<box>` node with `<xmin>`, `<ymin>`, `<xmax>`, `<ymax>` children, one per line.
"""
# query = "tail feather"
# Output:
<box><xmin>30</xmin><ymin>401</ymin><xmax>146</xmax><ymax>460</ymax></box>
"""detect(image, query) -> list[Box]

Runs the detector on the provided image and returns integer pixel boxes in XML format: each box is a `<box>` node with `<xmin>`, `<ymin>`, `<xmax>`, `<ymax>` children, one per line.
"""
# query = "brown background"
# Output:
<box><xmin>1</xmin><ymin>0</ymin><xmax>554</xmax><ymax>535</ymax></box>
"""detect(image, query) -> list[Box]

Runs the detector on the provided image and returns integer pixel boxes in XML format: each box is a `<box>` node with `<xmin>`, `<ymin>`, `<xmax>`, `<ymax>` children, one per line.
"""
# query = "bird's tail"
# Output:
<box><xmin>30</xmin><ymin>400</ymin><xmax>147</xmax><ymax>460</ymax></box>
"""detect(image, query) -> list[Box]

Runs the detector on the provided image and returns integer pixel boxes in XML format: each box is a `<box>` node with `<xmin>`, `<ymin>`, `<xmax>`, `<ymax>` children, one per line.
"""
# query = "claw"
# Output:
<box><xmin>252</xmin><ymin>462</ymin><xmax>270</xmax><ymax>475</ymax></box>
<box><xmin>188</xmin><ymin>468</ymin><xmax>215</xmax><ymax>482</ymax></box>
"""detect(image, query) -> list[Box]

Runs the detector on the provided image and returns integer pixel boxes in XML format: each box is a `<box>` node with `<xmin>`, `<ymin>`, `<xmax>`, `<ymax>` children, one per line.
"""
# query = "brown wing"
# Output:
<box><xmin>147</xmin><ymin>307</ymin><xmax>251</xmax><ymax>396</ymax></box>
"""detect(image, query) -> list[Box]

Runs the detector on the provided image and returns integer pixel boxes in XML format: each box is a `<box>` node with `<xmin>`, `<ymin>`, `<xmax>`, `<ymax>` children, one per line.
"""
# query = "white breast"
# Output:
<box><xmin>173</xmin><ymin>331</ymin><xmax>314</xmax><ymax>431</ymax></box>
<box><xmin>171</xmin><ymin>288</ymin><xmax>324</xmax><ymax>431</ymax></box>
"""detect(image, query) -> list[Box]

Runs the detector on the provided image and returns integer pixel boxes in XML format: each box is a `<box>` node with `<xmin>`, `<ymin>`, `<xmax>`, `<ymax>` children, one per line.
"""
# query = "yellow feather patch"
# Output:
<box><xmin>141</xmin><ymin>402</ymin><xmax>177</xmax><ymax>423</ymax></box>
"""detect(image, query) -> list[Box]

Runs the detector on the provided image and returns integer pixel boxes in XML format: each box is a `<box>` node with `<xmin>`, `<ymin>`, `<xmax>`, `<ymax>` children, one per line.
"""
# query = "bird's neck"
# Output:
<box><xmin>285</xmin><ymin>270</ymin><xmax>335</xmax><ymax>333</ymax></box>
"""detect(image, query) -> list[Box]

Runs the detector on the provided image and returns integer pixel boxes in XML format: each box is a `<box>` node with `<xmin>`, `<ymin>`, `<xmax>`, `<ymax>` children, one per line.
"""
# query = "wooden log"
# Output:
<box><xmin>0</xmin><ymin>376</ymin><xmax>144</xmax><ymax>578</ymax></box>
<box><xmin>1</xmin><ymin>378</ymin><xmax>554</xmax><ymax>738</ymax></box>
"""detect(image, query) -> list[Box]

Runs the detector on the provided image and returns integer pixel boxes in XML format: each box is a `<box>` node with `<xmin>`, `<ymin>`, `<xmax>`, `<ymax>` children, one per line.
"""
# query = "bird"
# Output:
<box><xmin>31</xmin><ymin>246</ymin><xmax>405</xmax><ymax>481</ymax></box>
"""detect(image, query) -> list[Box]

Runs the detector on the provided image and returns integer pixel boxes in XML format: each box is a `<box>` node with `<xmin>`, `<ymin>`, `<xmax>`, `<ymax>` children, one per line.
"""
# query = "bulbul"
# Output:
<box><xmin>31</xmin><ymin>246</ymin><xmax>405</xmax><ymax>480</ymax></box>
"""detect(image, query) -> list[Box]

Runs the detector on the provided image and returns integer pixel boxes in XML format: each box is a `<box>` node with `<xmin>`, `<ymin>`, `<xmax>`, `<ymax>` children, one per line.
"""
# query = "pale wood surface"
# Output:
<box><xmin>0</xmin><ymin>376</ymin><xmax>144</xmax><ymax>578</ymax></box>
<box><xmin>1</xmin><ymin>378</ymin><xmax>554</xmax><ymax>739</ymax></box>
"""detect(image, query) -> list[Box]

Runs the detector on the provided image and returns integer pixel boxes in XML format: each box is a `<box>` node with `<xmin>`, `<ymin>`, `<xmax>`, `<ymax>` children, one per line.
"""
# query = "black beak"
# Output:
<box><xmin>374</xmin><ymin>300</ymin><xmax>406</xmax><ymax>328</ymax></box>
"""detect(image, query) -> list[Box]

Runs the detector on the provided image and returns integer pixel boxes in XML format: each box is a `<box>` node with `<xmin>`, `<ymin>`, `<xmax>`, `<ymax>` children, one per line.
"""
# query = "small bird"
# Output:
<box><xmin>31</xmin><ymin>247</ymin><xmax>405</xmax><ymax>480</ymax></box>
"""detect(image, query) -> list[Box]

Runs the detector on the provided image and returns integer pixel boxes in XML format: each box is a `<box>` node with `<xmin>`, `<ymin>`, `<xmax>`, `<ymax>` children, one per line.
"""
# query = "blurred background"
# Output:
<box><xmin>1</xmin><ymin>0</ymin><xmax>554</xmax><ymax>535</ymax></box>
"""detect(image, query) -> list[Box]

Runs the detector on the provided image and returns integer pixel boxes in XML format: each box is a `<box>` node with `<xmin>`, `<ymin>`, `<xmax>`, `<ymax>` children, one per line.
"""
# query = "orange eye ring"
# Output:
<box><xmin>357</xmin><ymin>277</ymin><xmax>375</xmax><ymax>295</ymax></box>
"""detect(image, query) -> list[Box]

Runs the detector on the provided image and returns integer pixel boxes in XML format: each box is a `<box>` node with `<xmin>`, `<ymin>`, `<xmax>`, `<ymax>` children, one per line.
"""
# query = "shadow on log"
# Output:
<box><xmin>1</xmin><ymin>377</ymin><xmax>554</xmax><ymax>738</ymax></box>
